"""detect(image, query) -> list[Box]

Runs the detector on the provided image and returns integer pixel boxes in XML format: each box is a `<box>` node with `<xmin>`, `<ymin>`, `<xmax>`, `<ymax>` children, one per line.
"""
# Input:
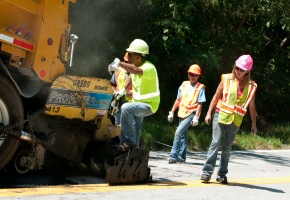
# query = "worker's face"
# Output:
<box><xmin>127</xmin><ymin>52</ymin><xmax>139</xmax><ymax>65</ymax></box>
<box><xmin>188</xmin><ymin>73</ymin><xmax>199</xmax><ymax>84</ymax></box>
<box><xmin>234</xmin><ymin>65</ymin><xmax>248</xmax><ymax>78</ymax></box>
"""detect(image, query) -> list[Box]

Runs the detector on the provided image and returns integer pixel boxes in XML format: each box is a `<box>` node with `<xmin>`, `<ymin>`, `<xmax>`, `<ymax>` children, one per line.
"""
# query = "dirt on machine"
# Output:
<box><xmin>0</xmin><ymin>0</ymin><xmax>150</xmax><ymax>185</ymax></box>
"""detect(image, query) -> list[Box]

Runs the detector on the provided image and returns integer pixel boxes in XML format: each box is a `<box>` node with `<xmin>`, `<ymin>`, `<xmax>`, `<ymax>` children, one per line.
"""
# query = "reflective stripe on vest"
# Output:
<box><xmin>217</xmin><ymin>73</ymin><xmax>257</xmax><ymax>126</ymax></box>
<box><xmin>132</xmin><ymin>66</ymin><xmax>160</xmax><ymax>100</ymax></box>
<box><xmin>218</xmin><ymin>102</ymin><xmax>247</xmax><ymax>116</ymax></box>
<box><xmin>178</xmin><ymin>81</ymin><xmax>204</xmax><ymax>118</ymax></box>
<box><xmin>217</xmin><ymin>75</ymin><xmax>257</xmax><ymax>117</ymax></box>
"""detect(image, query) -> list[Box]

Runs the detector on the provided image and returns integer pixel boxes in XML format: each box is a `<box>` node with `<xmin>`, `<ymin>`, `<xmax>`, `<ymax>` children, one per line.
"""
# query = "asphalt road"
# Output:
<box><xmin>1</xmin><ymin>150</ymin><xmax>290</xmax><ymax>200</ymax></box>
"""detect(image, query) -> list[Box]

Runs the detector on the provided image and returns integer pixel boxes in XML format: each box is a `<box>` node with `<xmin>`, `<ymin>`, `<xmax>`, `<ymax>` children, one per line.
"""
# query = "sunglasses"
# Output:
<box><xmin>188</xmin><ymin>73</ymin><xmax>199</xmax><ymax>77</ymax></box>
<box><xmin>128</xmin><ymin>52</ymin><xmax>135</xmax><ymax>56</ymax></box>
<box><xmin>235</xmin><ymin>67</ymin><xmax>247</xmax><ymax>73</ymax></box>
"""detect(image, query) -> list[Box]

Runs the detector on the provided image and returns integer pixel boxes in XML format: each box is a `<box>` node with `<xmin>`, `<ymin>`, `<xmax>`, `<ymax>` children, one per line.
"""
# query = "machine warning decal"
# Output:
<box><xmin>46</xmin><ymin>88</ymin><xmax>113</xmax><ymax>109</ymax></box>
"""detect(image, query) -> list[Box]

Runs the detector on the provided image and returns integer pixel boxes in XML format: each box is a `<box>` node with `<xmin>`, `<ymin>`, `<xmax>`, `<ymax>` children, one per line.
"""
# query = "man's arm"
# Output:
<box><xmin>248</xmin><ymin>94</ymin><xmax>257</xmax><ymax>135</ymax></box>
<box><xmin>120</xmin><ymin>62</ymin><xmax>143</xmax><ymax>75</ymax></box>
<box><xmin>195</xmin><ymin>103</ymin><xmax>203</xmax><ymax>117</ymax></box>
<box><xmin>205</xmin><ymin>80</ymin><xmax>223</xmax><ymax>125</ymax></box>
<box><xmin>170</xmin><ymin>98</ymin><xmax>181</xmax><ymax>113</ymax></box>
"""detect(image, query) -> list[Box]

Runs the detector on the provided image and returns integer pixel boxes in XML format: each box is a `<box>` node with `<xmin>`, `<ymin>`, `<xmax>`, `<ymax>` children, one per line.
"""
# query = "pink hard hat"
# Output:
<box><xmin>235</xmin><ymin>55</ymin><xmax>253</xmax><ymax>71</ymax></box>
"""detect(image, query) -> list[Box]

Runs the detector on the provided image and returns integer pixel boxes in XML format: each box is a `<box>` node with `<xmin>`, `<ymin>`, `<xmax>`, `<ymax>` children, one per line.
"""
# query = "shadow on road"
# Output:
<box><xmin>231</xmin><ymin>151</ymin><xmax>290</xmax><ymax>166</ymax></box>
<box><xmin>0</xmin><ymin>172</ymin><xmax>78</xmax><ymax>188</ymax></box>
<box><xmin>202</xmin><ymin>181</ymin><xmax>285</xmax><ymax>193</ymax></box>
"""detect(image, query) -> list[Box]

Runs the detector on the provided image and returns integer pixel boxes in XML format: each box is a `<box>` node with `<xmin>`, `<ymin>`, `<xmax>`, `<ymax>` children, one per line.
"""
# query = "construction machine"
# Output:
<box><xmin>0</xmin><ymin>0</ymin><xmax>150</xmax><ymax>184</ymax></box>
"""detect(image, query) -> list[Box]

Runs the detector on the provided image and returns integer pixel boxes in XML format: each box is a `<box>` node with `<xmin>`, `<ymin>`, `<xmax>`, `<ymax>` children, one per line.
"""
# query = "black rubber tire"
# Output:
<box><xmin>0</xmin><ymin>75</ymin><xmax>24</xmax><ymax>170</ymax></box>
<box><xmin>78</xmin><ymin>162</ymin><xmax>92</xmax><ymax>173</ymax></box>
<box><xmin>91</xmin><ymin>157</ymin><xmax>106</xmax><ymax>176</ymax></box>
<box><xmin>12</xmin><ymin>148</ymin><xmax>31</xmax><ymax>174</ymax></box>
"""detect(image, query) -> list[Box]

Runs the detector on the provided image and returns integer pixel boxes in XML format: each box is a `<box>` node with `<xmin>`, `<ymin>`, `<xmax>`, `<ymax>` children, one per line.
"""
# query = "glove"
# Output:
<box><xmin>191</xmin><ymin>115</ymin><xmax>199</xmax><ymax>126</ymax></box>
<box><xmin>167</xmin><ymin>111</ymin><xmax>174</xmax><ymax>123</ymax></box>
<box><xmin>110</xmin><ymin>99</ymin><xmax>119</xmax><ymax>114</ymax></box>
<box><xmin>108</xmin><ymin>58</ymin><xmax>121</xmax><ymax>75</ymax></box>
<box><xmin>115</xmin><ymin>88</ymin><xmax>126</xmax><ymax>100</ymax></box>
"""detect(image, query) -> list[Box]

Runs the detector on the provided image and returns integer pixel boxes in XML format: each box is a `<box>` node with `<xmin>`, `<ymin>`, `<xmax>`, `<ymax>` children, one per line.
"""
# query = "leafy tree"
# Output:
<box><xmin>69</xmin><ymin>0</ymin><xmax>290</xmax><ymax>129</ymax></box>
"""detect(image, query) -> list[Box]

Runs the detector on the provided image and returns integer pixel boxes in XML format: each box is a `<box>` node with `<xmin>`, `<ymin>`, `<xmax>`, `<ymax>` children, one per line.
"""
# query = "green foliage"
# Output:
<box><xmin>233</xmin><ymin>132</ymin><xmax>283</xmax><ymax>150</ymax></box>
<box><xmin>140</xmin><ymin>120</ymin><xmax>290</xmax><ymax>151</ymax></box>
<box><xmin>187</xmin><ymin>123</ymin><xmax>212</xmax><ymax>151</ymax></box>
<box><xmin>69</xmin><ymin>0</ymin><xmax>290</xmax><ymax>131</ymax></box>
<box><xmin>140</xmin><ymin>120</ymin><xmax>177</xmax><ymax>150</ymax></box>
<box><xmin>258</xmin><ymin>123</ymin><xmax>290</xmax><ymax>144</ymax></box>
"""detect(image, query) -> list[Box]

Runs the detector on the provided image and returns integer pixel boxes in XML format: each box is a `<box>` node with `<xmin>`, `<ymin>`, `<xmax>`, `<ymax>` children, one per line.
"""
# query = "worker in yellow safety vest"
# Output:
<box><xmin>108</xmin><ymin>39</ymin><xmax>160</xmax><ymax>151</ymax></box>
<box><xmin>110</xmin><ymin>52</ymin><xmax>132</xmax><ymax>125</ymax></box>
<box><xmin>201</xmin><ymin>54</ymin><xmax>257</xmax><ymax>184</ymax></box>
<box><xmin>167</xmin><ymin>64</ymin><xmax>206</xmax><ymax>164</ymax></box>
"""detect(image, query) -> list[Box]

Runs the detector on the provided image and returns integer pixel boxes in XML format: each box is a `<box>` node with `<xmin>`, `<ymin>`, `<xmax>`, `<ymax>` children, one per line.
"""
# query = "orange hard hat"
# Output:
<box><xmin>188</xmin><ymin>64</ymin><xmax>201</xmax><ymax>75</ymax></box>
<box><xmin>123</xmin><ymin>52</ymin><xmax>129</xmax><ymax>62</ymax></box>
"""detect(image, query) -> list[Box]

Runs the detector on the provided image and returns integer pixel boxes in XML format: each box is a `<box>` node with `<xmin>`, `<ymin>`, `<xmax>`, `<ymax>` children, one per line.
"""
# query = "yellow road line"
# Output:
<box><xmin>1</xmin><ymin>176</ymin><xmax>290</xmax><ymax>197</ymax></box>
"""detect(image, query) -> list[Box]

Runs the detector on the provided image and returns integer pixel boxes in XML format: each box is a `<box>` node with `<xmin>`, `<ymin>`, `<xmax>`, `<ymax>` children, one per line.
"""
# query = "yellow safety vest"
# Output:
<box><xmin>217</xmin><ymin>73</ymin><xmax>257</xmax><ymax>126</ymax></box>
<box><xmin>130</xmin><ymin>61</ymin><xmax>160</xmax><ymax>113</ymax></box>
<box><xmin>178</xmin><ymin>81</ymin><xmax>205</xmax><ymax>118</ymax></box>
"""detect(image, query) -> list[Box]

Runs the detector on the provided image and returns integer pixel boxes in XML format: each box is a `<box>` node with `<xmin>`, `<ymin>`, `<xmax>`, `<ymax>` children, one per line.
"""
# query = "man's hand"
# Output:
<box><xmin>205</xmin><ymin>114</ymin><xmax>212</xmax><ymax>125</ymax></box>
<box><xmin>167</xmin><ymin>111</ymin><xmax>174</xmax><ymax>123</ymax></box>
<box><xmin>251</xmin><ymin>124</ymin><xmax>257</xmax><ymax>135</ymax></box>
<box><xmin>191</xmin><ymin>115</ymin><xmax>199</xmax><ymax>126</ymax></box>
<box><xmin>108</xmin><ymin>58</ymin><xmax>121</xmax><ymax>74</ymax></box>
<box><xmin>115</xmin><ymin>88</ymin><xmax>126</xmax><ymax>100</ymax></box>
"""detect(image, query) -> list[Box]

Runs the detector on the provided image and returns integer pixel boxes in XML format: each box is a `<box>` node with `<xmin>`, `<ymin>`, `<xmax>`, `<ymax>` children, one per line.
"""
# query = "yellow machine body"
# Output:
<box><xmin>0</xmin><ymin>0</ymin><xmax>75</xmax><ymax>83</ymax></box>
<box><xmin>0</xmin><ymin>1</ymin><xmax>151</xmax><ymax>184</ymax></box>
<box><xmin>45</xmin><ymin>75</ymin><xmax>120</xmax><ymax>141</ymax></box>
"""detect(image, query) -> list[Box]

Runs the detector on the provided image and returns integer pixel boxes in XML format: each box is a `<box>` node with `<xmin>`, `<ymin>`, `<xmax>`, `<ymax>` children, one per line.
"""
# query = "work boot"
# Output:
<box><xmin>168</xmin><ymin>158</ymin><xmax>177</xmax><ymax>164</ymax></box>
<box><xmin>216</xmin><ymin>176</ymin><xmax>228</xmax><ymax>184</ymax></box>
<box><xmin>116</xmin><ymin>143</ymin><xmax>136</xmax><ymax>152</ymax></box>
<box><xmin>201</xmin><ymin>174</ymin><xmax>211</xmax><ymax>182</ymax></box>
<box><xmin>177</xmin><ymin>159</ymin><xmax>185</xmax><ymax>163</ymax></box>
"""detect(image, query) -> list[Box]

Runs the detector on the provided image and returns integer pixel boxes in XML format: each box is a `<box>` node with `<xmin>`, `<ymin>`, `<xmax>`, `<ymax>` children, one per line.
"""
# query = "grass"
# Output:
<box><xmin>139</xmin><ymin>119</ymin><xmax>290</xmax><ymax>152</ymax></box>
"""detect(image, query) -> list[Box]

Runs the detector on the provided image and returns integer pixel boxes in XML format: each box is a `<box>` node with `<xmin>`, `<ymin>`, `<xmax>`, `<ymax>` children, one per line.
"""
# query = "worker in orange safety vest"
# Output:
<box><xmin>167</xmin><ymin>64</ymin><xmax>206</xmax><ymax>164</ymax></box>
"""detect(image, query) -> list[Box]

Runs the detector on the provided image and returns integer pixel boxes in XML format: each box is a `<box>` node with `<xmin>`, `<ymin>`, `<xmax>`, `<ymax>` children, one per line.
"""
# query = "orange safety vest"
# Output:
<box><xmin>115</xmin><ymin>68</ymin><xmax>132</xmax><ymax>101</ymax></box>
<box><xmin>178</xmin><ymin>81</ymin><xmax>205</xmax><ymax>118</ymax></box>
<box><xmin>217</xmin><ymin>73</ymin><xmax>257</xmax><ymax>126</ymax></box>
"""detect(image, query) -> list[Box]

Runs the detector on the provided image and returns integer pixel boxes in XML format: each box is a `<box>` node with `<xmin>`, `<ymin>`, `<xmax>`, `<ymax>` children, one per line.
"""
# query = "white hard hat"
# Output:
<box><xmin>126</xmin><ymin>39</ymin><xmax>149</xmax><ymax>56</ymax></box>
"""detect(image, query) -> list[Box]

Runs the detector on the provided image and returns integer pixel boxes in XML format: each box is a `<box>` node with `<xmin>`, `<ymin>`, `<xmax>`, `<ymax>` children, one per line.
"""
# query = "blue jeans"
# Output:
<box><xmin>114</xmin><ymin>111</ymin><xmax>121</xmax><ymax>126</ymax></box>
<box><xmin>120</xmin><ymin>102</ymin><xmax>153</xmax><ymax>148</ymax></box>
<box><xmin>170</xmin><ymin>113</ymin><xmax>194</xmax><ymax>162</ymax></box>
<box><xmin>202</xmin><ymin>112</ymin><xmax>239</xmax><ymax>177</ymax></box>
